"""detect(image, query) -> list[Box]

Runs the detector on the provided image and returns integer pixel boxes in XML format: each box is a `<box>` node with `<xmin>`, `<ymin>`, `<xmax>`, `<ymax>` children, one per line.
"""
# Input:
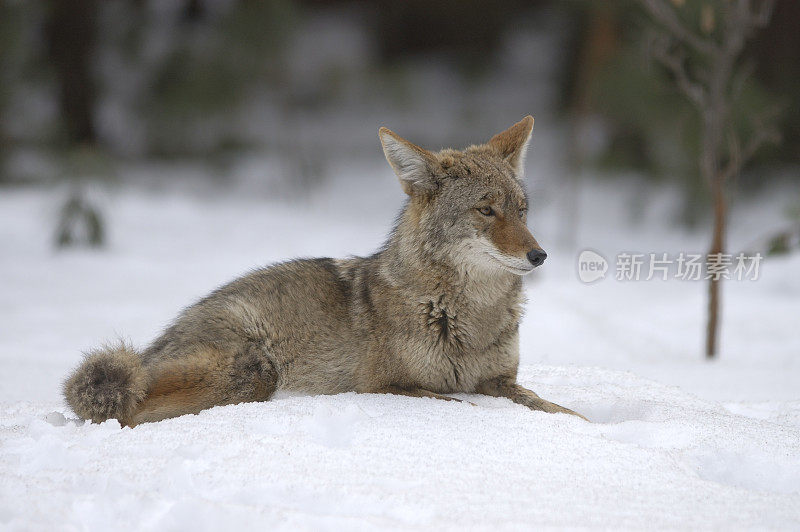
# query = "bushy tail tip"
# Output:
<box><xmin>63</xmin><ymin>343</ymin><xmax>148</xmax><ymax>424</ymax></box>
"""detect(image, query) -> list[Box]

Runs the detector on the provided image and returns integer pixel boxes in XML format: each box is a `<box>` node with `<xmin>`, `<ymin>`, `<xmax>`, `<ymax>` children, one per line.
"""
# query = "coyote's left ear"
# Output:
<box><xmin>488</xmin><ymin>115</ymin><xmax>534</xmax><ymax>177</ymax></box>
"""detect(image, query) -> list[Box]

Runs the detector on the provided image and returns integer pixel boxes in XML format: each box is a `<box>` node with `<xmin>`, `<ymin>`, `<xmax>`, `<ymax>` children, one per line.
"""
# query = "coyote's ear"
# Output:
<box><xmin>487</xmin><ymin>115</ymin><xmax>534</xmax><ymax>177</ymax></box>
<box><xmin>379</xmin><ymin>127</ymin><xmax>439</xmax><ymax>195</ymax></box>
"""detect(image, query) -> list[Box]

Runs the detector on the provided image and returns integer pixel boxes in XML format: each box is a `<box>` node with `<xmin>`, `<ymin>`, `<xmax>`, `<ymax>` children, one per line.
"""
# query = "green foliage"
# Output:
<box><xmin>141</xmin><ymin>0</ymin><xmax>297</xmax><ymax>155</ymax></box>
<box><xmin>0</xmin><ymin>2</ymin><xmax>40</xmax><ymax>182</ymax></box>
<box><xmin>54</xmin><ymin>146</ymin><xmax>114</xmax><ymax>249</ymax></box>
<box><xmin>55</xmin><ymin>193</ymin><xmax>105</xmax><ymax>249</ymax></box>
<box><xmin>593</xmin><ymin>46</ymin><xmax>696</xmax><ymax>176</ymax></box>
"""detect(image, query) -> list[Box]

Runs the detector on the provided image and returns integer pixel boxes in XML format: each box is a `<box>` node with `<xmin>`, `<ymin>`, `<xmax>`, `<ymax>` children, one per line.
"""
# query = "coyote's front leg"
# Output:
<box><xmin>477</xmin><ymin>376</ymin><xmax>588</xmax><ymax>421</ymax></box>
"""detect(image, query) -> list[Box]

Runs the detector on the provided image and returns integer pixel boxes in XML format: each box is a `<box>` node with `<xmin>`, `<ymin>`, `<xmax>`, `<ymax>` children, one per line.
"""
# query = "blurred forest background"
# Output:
<box><xmin>1</xmin><ymin>0</ymin><xmax>800</xmax><ymax>388</ymax></box>
<box><xmin>0</xmin><ymin>0</ymin><xmax>798</xmax><ymax>244</ymax></box>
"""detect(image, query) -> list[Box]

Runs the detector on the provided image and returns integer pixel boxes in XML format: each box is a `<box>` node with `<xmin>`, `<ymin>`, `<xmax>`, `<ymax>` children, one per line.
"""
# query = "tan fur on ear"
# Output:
<box><xmin>487</xmin><ymin>115</ymin><xmax>534</xmax><ymax>176</ymax></box>
<box><xmin>378</xmin><ymin>127</ymin><xmax>439</xmax><ymax>195</ymax></box>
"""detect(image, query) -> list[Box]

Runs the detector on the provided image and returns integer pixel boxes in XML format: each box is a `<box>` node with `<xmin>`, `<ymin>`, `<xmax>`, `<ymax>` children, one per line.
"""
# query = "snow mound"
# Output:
<box><xmin>2</xmin><ymin>366</ymin><xmax>799</xmax><ymax>530</ymax></box>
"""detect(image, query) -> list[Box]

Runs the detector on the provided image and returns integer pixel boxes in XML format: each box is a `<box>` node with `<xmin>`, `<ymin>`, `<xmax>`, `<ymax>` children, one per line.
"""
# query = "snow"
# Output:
<box><xmin>2</xmin><ymin>370</ymin><xmax>800</xmax><ymax>530</ymax></box>
<box><xmin>1</xmin><ymin>167</ymin><xmax>800</xmax><ymax>529</ymax></box>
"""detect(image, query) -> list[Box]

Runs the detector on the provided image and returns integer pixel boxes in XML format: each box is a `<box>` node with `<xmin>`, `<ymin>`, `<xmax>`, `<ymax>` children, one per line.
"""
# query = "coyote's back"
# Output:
<box><xmin>65</xmin><ymin>258</ymin><xmax>362</xmax><ymax>426</ymax></box>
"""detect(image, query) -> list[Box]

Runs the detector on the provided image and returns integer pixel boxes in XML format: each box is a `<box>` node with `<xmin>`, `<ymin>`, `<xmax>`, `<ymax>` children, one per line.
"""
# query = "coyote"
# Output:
<box><xmin>64</xmin><ymin>116</ymin><xmax>586</xmax><ymax>426</ymax></box>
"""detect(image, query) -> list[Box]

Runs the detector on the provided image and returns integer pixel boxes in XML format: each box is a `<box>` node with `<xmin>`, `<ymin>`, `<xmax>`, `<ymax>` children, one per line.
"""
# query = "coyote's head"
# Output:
<box><xmin>379</xmin><ymin>116</ymin><xmax>545</xmax><ymax>277</ymax></box>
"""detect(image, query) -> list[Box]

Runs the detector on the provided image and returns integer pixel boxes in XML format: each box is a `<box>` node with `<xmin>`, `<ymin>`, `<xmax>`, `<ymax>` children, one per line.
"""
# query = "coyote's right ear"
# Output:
<box><xmin>379</xmin><ymin>127</ymin><xmax>439</xmax><ymax>195</ymax></box>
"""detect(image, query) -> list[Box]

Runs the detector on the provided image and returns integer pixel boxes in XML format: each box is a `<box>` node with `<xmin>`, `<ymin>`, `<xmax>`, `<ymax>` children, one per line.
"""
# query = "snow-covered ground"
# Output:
<box><xmin>1</xmin><ymin>160</ymin><xmax>799</xmax><ymax>529</ymax></box>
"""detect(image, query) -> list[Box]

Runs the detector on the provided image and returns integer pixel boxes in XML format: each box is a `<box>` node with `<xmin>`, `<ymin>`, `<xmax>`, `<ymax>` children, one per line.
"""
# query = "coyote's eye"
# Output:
<box><xmin>477</xmin><ymin>206</ymin><xmax>494</xmax><ymax>216</ymax></box>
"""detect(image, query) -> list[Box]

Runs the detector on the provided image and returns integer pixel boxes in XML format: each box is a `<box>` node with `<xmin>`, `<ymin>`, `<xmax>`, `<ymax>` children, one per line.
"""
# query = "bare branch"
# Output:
<box><xmin>750</xmin><ymin>0</ymin><xmax>776</xmax><ymax>28</ymax></box>
<box><xmin>730</xmin><ymin>60</ymin><xmax>755</xmax><ymax>101</ymax></box>
<box><xmin>640</xmin><ymin>0</ymin><xmax>718</xmax><ymax>57</ymax></box>
<box><xmin>648</xmin><ymin>32</ymin><xmax>707</xmax><ymax>109</ymax></box>
<box><xmin>724</xmin><ymin>0</ymin><xmax>775</xmax><ymax>46</ymax></box>
<box><xmin>720</xmin><ymin>1</ymin><xmax>748</xmax><ymax>59</ymax></box>
<box><xmin>740</xmin><ymin>123</ymin><xmax>781</xmax><ymax>166</ymax></box>
<box><xmin>721</xmin><ymin>104</ymin><xmax>782</xmax><ymax>181</ymax></box>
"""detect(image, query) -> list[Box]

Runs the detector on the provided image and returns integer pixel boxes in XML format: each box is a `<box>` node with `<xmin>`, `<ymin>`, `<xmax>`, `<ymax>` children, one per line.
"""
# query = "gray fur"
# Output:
<box><xmin>62</xmin><ymin>116</ymin><xmax>586</xmax><ymax>426</ymax></box>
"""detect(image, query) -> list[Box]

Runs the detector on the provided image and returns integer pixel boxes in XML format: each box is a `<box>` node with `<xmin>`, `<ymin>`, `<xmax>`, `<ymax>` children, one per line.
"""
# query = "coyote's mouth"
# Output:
<box><xmin>485</xmin><ymin>251</ymin><xmax>534</xmax><ymax>275</ymax></box>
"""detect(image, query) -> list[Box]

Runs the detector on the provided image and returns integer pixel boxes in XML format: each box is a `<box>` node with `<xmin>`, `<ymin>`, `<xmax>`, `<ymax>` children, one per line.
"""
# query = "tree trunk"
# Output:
<box><xmin>702</xmin><ymin>34</ymin><xmax>739</xmax><ymax>359</ymax></box>
<box><xmin>46</xmin><ymin>0</ymin><xmax>98</xmax><ymax>145</ymax></box>
<box><xmin>702</xmin><ymin>74</ymin><xmax>728</xmax><ymax>359</ymax></box>
<box><xmin>706</xmin><ymin>169</ymin><xmax>727</xmax><ymax>358</ymax></box>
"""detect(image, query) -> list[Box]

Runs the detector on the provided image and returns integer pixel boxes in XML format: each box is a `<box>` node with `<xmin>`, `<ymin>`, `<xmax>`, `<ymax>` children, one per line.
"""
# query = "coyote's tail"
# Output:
<box><xmin>63</xmin><ymin>342</ymin><xmax>149</xmax><ymax>424</ymax></box>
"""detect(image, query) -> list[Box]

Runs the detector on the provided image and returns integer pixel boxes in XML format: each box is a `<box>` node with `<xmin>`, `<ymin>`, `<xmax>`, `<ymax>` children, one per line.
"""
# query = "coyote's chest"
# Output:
<box><xmin>409</xmin><ymin>292</ymin><xmax>520</xmax><ymax>392</ymax></box>
<box><xmin>422</xmin><ymin>295</ymin><xmax>464</xmax><ymax>350</ymax></box>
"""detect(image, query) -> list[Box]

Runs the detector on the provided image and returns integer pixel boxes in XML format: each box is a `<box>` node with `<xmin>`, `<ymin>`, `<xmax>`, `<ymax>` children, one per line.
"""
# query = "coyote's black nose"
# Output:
<box><xmin>527</xmin><ymin>249</ymin><xmax>547</xmax><ymax>267</ymax></box>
